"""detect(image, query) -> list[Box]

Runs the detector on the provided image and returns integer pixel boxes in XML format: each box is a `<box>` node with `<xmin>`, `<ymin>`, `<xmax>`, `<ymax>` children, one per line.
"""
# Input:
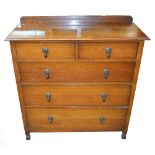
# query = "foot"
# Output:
<box><xmin>26</xmin><ymin>134</ymin><xmax>31</xmax><ymax>140</ymax></box>
<box><xmin>121</xmin><ymin>132</ymin><xmax>126</xmax><ymax>139</ymax></box>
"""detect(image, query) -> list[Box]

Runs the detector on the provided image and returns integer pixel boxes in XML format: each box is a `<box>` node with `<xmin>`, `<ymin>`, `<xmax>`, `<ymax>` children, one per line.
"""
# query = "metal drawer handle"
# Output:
<box><xmin>103</xmin><ymin>68</ymin><xmax>109</xmax><ymax>79</ymax></box>
<box><xmin>99</xmin><ymin>116</ymin><xmax>105</xmax><ymax>124</ymax></box>
<box><xmin>48</xmin><ymin>115</ymin><xmax>54</xmax><ymax>123</ymax></box>
<box><xmin>105</xmin><ymin>47</ymin><xmax>112</xmax><ymax>58</ymax></box>
<box><xmin>101</xmin><ymin>93</ymin><xmax>107</xmax><ymax>102</ymax></box>
<box><xmin>44</xmin><ymin>69</ymin><xmax>50</xmax><ymax>79</ymax></box>
<box><xmin>45</xmin><ymin>93</ymin><xmax>52</xmax><ymax>102</ymax></box>
<box><xmin>42</xmin><ymin>48</ymin><xmax>48</xmax><ymax>58</ymax></box>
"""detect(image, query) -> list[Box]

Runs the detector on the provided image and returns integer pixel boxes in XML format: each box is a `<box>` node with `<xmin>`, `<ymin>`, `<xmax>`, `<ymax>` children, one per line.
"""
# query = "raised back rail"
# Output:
<box><xmin>20</xmin><ymin>16</ymin><xmax>133</xmax><ymax>26</ymax></box>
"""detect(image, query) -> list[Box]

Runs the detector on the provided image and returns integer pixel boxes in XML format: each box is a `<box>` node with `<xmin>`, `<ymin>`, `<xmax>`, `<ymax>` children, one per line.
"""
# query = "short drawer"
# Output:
<box><xmin>19</xmin><ymin>62</ymin><xmax>135</xmax><ymax>83</ymax></box>
<box><xmin>23</xmin><ymin>84</ymin><xmax>131</xmax><ymax>106</ymax></box>
<box><xmin>79</xmin><ymin>42</ymin><xmax>138</xmax><ymax>59</ymax></box>
<box><xmin>15</xmin><ymin>42</ymin><xmax>76</xmax><ymax>60</ymax></box>
<box><xmin>26</xmin><ymin>107</ymin><xmax>127</xmax><ymax>131</ymax></box>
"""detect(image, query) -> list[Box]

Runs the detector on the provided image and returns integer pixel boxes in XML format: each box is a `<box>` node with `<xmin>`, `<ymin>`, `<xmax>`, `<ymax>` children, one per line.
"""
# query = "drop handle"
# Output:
<box><xmin>99</xmin><ymin>116</ymin><xmax>105</xmax><ymax>124</ymax></box>
<box><xmin>44</xmin><ymin>69</ymin><xmax>50</xmax><ymax>79</ymax></box>
<box><xmin>42</xmin><ymin>48</ymin><xmax>48</xmax><ymax>58</ymax></box>
<box><xmin>45</xmin><ymin>93</ymin><xmax>52</xmax><ymax>102</ymax></box>
<box><xmin>48</xmin><ymin>115</ymin><xmax>54</xmax><ymax>123</ymax></box>
<box><xmin>101</xmin><ymin>93</ymin><xmax>107</xmax><ymax>102</ymax></box>
<box><xmin>105</xmin><ymin>47</ymin><xmax>112</xmax><ymax>58</ymax></box>
<box><xmin>103</xmin><ymin>68</ymin><xmax>109</xmax><ymax>79</ymax></box>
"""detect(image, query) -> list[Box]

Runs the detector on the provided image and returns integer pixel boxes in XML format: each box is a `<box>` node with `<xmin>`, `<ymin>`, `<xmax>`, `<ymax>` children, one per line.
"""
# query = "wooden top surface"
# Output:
<box><xmin>6</xmin><ymin>16</ymin><xmax>150</xmax><ymax>41</ymax></box>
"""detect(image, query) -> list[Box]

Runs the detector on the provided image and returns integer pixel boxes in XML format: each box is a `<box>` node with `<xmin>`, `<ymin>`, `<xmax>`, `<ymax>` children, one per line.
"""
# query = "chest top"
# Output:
<box><xmin>6</xmin><ymin>16</ymin><xmax>149</xmax><ymax>41</ymax></box>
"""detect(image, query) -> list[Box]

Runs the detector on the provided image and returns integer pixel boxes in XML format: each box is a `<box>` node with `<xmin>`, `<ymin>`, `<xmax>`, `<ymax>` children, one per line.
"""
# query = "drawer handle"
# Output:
<box><xmin>105</xmin><ymin>47</ymin><xmax>112</xmax><ymax>58</ymax></box>
<box><xmin>42</xmin><ymin>48</ymin><xmax>49</xmax><ymax>58</ymax></box>
<box><xmin>101</xmin><ymin>93</ymin><xmax>107</xmax><ymax>102</ymax></box>
<box><xmin>99</xmin><ymin>116</ymin><xmax>105</xmax><ymax>124</ymax></box>
<box><xmin>48</xmin><ymin>115</ymin><xmax>54</xmax><ymax>123</ymax></box>
<box><xmin>44</xmin><ymin>69</ymin><xmax>50</xmax><ymax>79</ymax></box>
<box><xmin>45</xmin><ymin>93</ymin><xmax>52</xmax><ymax>102</ymax></box>
<box><xmin>103</xmin><ymin>68</ymin><xmax>109</xmax><ymax>79</ymax></box>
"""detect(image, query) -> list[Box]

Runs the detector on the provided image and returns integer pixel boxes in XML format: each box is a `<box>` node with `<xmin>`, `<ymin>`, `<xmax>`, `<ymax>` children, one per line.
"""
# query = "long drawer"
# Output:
<box><xmin>26</xmin><ymin>107</ymin><xmax>127</xmax><ymax>131</ymax></box>
<box><xmin>19</xmin><ymin>62</ymin><xmax>135</xmax><ymax>83</ymax></box>
<box><xmin>23</xmin><ymin>84</ymin><xmax>131</xmax><ymax>106</ymax></box>
<box><xmin>79</xmin><ymin>42</ymin><xmax>138</xmax><ymax>59</ymax></box>
<box><xmin>15</xmin><ymin>42</ymin><xmax>76</xmax><ymax>60</ymax></box>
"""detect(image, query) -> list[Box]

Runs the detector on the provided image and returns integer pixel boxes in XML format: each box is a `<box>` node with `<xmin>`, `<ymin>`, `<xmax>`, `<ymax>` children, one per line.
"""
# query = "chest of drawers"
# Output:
<box><xmin>6</xmin><ymin>16</ymin><xmax>150</xmax><ymax>140</ymax></box>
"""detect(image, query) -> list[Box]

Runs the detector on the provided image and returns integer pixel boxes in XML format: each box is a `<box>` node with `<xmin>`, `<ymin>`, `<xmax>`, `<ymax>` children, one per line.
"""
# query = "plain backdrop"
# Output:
<box><xmin>0</xmin><ymin>0</ymin><xmax>154</xmax><ymax>154</ymax></box>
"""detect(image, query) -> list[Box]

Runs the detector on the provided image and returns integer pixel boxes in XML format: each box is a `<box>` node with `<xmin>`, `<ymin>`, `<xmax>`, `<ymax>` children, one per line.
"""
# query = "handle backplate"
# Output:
<box><xmin>45</xmin><ymin>93</ymin><xmax>52</xmax><ymax>102</ymax></box>
<box><xmin>48</xmin><ymin>115</ymin><xmax>54</xmax><ymax>123</ymax></box>
<box><xmin>42</xmin><ymin>48</ymin><xmax>49</xmax><ymax>58</ymax></box>
<box><xmin>101</xmin><ymin>93</ymin><xmax>107</xmax><ymax>102</ymax></box>
<box><xmin>44</xmin><ymin>69</ymin><xmax>50</xmax><ymax>79</ymax></box>
<box><xmin>105</xmin><ymin>47</ymin><xmax>112</xmax><ymax>58</ymax></box>
<box><xmin>103</xmin><ymin>68</ymin><xmax>109</xmax><ymax>79</ymax></box>
<box><xmin>99</xmin><ymin>116</ymin><xmax>105</xmax><ymax>124</ymax></box>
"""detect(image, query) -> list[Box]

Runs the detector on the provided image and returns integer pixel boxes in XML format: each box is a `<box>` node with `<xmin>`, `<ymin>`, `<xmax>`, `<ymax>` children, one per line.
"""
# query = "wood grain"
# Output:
<box><xmin>20</xmin><ymin>16</ymin><xmax>133</xmax><ymax>26</ymax></box>
<box><xmin>16</xmin><ymin>42</ymin><xmax>76</xmax><ymax>60</ymax></box>
<box><xmin>6</xmin><ymin>16</ymin><xmax>149</xmax><ymax>139</ymax></box>
<box><xmin>79</xmin><ymin>42</ymin><xmax>138</xmax><ymax>59</ymax></box>
<box><xmin>26</xmin><ymin>107</ymin><xmax>127</xmax><ymax>131</ymax></box>
<box><xmin>123</xmin><ymin>41</ymin><xmax>145</xmax><ymax>134</ymax></box>
<box><xmin>6</xmin><ymin>16</ymin><xmax>150</xmax><ymax>41</ymax></box>
<box><xmin>19</xmin><ymin>62</ymin><xmax>135</xmax><ymax>83</ymax></box>
<box><xmin>10</xmin><ymin>42</ymin><xmax>30</xmax><ymax>135</ymax></box>
<box><xmin>23</xmin><ymin>84</ymin><xmax>131</xmax><ymax>106</ymax></box>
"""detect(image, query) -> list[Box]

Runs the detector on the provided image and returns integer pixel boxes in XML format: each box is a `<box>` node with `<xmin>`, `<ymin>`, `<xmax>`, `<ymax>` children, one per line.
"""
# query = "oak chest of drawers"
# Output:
<box><xmin>6</xmin><ymin>16</ymin><xmax>150</xmax><ymax>140</ymax></box>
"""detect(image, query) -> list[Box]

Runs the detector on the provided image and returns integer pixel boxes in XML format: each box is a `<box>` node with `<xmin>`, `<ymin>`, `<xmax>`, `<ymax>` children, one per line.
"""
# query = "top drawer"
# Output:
<box><xmin>15</xmin><ymin>42</ymin><xmax>76</xmax><ymax>60</ymax></box>
<box><xmin>79</xmin><ymin>43</ymin><xmax>138</xmax><ymax>59</ymax></box>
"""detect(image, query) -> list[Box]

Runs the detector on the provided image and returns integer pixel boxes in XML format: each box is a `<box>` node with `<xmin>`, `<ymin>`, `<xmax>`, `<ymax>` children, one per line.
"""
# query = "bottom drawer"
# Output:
<box><xmin>26</xmin><ymin>108</ymin><xmax>127</xmax><ymax>131</ymax></box>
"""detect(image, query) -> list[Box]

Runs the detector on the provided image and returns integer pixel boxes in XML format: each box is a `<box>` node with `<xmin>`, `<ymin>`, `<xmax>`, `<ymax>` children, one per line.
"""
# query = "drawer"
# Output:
<box><xmin>79</xmin><ymin>43</ymin><xmax>138</xmax><ymax>59</ymax></box>
<box><xmin>15</xmin><ymin>42</ymin><xmax>76</xmax><ymax>60</ymax></box>
<box><xmin>19</xmin><ymin>62</ymin><xmax>135</xmax><ymax>83</ymax></box>
<box><xmin>26</xmin><ymin>107</ymin><xmax>127</xmax><ymax>131</ymax></box>
<box><xmin>23</xmin><ymin>84</ymin><xmax>131</xmax><ymax>106</ymax></box>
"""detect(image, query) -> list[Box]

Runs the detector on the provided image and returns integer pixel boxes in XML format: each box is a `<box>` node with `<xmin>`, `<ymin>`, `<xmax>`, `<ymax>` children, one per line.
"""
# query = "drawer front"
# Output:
<box><xmin>15</xmin><ymin>42</ymin><xmax>76</xmax><ymax>60</ymax></box>
<box><xmin>79</xmin><ymin>43</ymin><xmax>138</xmax><ymax>59</ymax></box>
<box><xmin>23</xmin><ymin>85</ymin><xmax>131</xmax><ymax>106</ymax></box>
<box><xmin>19</xmin><ymin>62</ymin><xmax>135</xmax><ymax>83</ymax></box>
<box><xmin>26</xmin><ymin>108</ymin><xmax>127</xmax><ymax>131</ymax></box>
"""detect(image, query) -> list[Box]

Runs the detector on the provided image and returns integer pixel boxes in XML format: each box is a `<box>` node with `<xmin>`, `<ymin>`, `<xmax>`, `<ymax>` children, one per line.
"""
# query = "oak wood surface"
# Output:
<box><xmin>20</xmin><ymin>16</ymin><xmax>133</xmax><ymax>26</ymax></box>
<box><xmin>16</xmin><ymin>42</ymin><xmax>76</xmax><ymax>60</ymax></box>
<box><xmin>123</xmin><ymin>41</ymin><xmax>144</xmax><ymax>134</ymax></box>
<box><xmin>79</xmin><ymin>42</ymin><xmax>137</xmax><ymax>59</ymax></box>
<box><xmin>26</xmin><ymin>107</ymin><xmax>127</xmax><ymax>131</ymax></box>
<box><xmin>23</xmin><ymin>84</ymin><xmax>131</xmax><ymax>106</ymax></box>
<box><xmin>6</xmin><ymin>16</ymin><xmax>149</xmax><ymax>138</ymax></box>
<box><xmin>6</xmin><ymin>16</ymin><xmax>150</xmax><ymax>41</ymax></box>
<box><xmin>19</xmin><ymin>62</ymin><xmax>135</xmax><ymax>83</ymax></box>
<box><xmin>10</xmin><ymin>42</ymin><xmax>29</xmax><ymax>134</ymax></box>
<box><xmin>15</xmin><ymin>42</ymin><xmax>138</xmax><ymax>60</ymax></box>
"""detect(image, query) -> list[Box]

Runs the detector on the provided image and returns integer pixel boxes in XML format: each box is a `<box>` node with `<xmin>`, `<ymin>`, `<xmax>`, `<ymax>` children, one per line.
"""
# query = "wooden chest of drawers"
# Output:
<box><xmin>6</xmin><ymin>16</ymin><xmax>150</xmax><ymax>140</ymax></box>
